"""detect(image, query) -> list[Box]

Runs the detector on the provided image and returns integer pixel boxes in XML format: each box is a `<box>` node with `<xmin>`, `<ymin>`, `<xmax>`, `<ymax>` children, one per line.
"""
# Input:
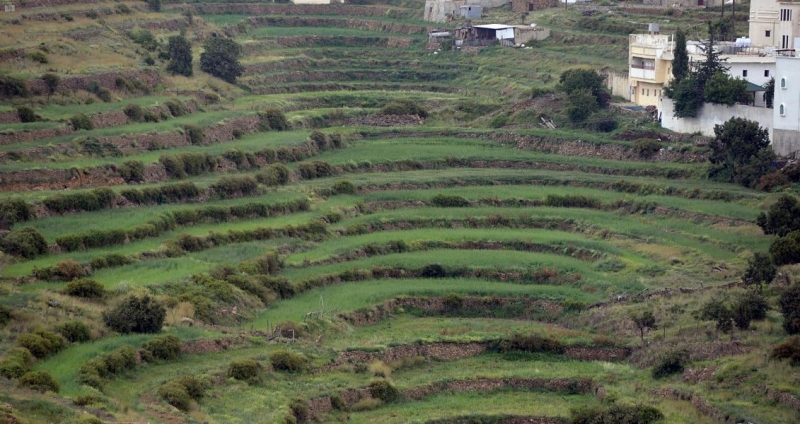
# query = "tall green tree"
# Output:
<box><xmin>558</xmin><ymin>69</ymin><xmax>610</xmax><ymax>108</ymax></box>
<box><xmin>200</xmin><ymin>37</ymin><xmax>244</xmax><ymax>83</ymax></box>
<box><xmin>672</xmin><ymin>28</ymin><xmax>688</xmax><ymax>83</ymax></box>
<box><xmin>708</xmin><ymin>117</ymin><xmax>774</xmax><ymax>187</ymax></box>
<box><xmin>166</xmin><ymin>36</ymin><xmax>193</xmax><ymax>77</ymax></box>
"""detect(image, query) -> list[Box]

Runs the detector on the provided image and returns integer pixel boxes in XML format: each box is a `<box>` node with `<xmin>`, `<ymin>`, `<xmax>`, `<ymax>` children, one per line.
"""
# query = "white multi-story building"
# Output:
<box><xmin>750</xmin><ymin>0</ymin><xmax>800</xmax><ymax>50</ymax></box>
<box><xmin>773</xmin><ymin>56</ymin><xmax>800</xmax><ymax>157</ymax></box>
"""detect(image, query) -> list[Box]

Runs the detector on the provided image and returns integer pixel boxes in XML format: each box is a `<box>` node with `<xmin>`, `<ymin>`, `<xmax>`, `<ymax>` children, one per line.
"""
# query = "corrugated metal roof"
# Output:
<box><xmin>473</xmin><ymin>24</ymin><xmax>512</xmax><ymax>30</ymax></box>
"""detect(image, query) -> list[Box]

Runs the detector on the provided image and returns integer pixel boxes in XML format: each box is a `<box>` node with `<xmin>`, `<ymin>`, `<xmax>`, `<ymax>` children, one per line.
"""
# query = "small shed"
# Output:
<box><xmin>459</xmin><ymin>5</ymin><xmax>482</xmax><ymax>19</ymax></box>
<box><xmin>473</xmin><ymin>24</ymin><xmax>514</xmax><ymax>42</ymax></box>
<box><xmin>428</xmin><ymin>30</ymin><xmax>452</xmax><ymax>44</ymax></box>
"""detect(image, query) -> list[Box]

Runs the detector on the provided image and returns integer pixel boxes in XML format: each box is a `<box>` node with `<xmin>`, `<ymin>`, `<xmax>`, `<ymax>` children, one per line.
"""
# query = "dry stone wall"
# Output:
<box><xmin>26</xmin><ymin>68</ymin><xmax>162</xmax><ymax>94</ymax></box>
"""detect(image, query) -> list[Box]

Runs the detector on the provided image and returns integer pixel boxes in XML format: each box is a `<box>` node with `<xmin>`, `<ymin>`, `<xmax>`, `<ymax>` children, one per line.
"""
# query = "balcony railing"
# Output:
<box><xmin>630</xmin><ymin>67</ymin><xmax>656</xmax><ymax>80</ymax></box>
<box><xmin>630</xmin><ymin>63</ymin><xmax>656</xmax><ymax>70</ymax></box>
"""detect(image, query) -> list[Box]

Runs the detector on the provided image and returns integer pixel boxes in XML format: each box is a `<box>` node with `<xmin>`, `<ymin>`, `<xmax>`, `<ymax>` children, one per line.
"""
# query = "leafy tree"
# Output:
<box><xmin>558</xmin><ymin>69</ymin><xmax>610</xmax><ymax>108</ymax></box>
<box><xmin>743</xmin><ymin>252</ymin><xmax>777</xmax><ymax>290</ymax></box>
<box><xmin>703</xmin><ymin>72</ymin><xmax>748</xmax><ymax>106</ymax></box>
<box><xmin>757</xmin><ymin>195</ymin><xmax>800</xmax><ymax>236</ymax></box>
<box><xmin>664</xmin><ymin>75</ymin><xmax>704</xmax><ymax>118</ymax></box>
<box><xmin>103</xmin><ymin>295</ymin><xmax>166</xmax><ymax>334</ymax></box>
<box><xmin>779</xmin><ymin>284</ymin><xmax>800</xmax><ymax>335</ymax></box>
<box><xmin>0</xmin><ymin>227</ymin><xmax>48</xmax><ymax>259</ymax></box>
<box><xmin>200</xmin><ymin>37</ymin><xmax>244</xmax><ymax>83</ymax></box>
<box><xmin>652</xmin><ymin>349</ymin><xmax>689</xmax><ymax>379</ymax></box>
<box><xmin>167</xmin><ymin>36</ymin><xmax>193</xmax><ymax>77</ymax></box>
<box><xmin>41</xmin><ymin>73</ymin><xmax>60</xmax><ymax>99</ymax></box>
<box><xmin>770</xmin><ymin>231</ymin><xmax>800</xmax><ymax>266</ymax></box>
<box><xmin>764</xmin><ymin>77</ymin><xmax>775</xmax><ymax>108</ymax></box>
<box><xmin>700</xmin><ymin>298</ymin><xmax>734</xmax><ymax>333</ymax></box>
<box><xmin>708</xmin><ymin>117</ymin><xmax>774</xmax><ymax>188</ymax></box>
<box><xmin>672</xmin><ymin>28</ymin><xmax>688</xmax><ymax>83</ymax></box>
<box><xmin>630</xmin><ymin>310</ymin><xmax>656</xmax><ymax>346</ymax></box>
<box><xmin>566</xmin><ymin>89</ymin><xmax>599</xmax><ymax>122</ymax></box>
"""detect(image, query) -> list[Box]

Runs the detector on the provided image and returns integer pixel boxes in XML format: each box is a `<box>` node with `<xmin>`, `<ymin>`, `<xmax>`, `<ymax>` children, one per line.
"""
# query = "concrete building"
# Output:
<box><xmin>460</xmin><ymin>5</ymin><xmax>482</xmax><ymax>18</ymax></box>
<box><xmin>511</xmin><ymin>0</ymin><xmax>558</xmax><ymax>13</ymax></box>
<box><xmin>749</xmin><ymin>0</ymin><xmax>800</xmax><ymax>50</ymax></box>
<box><xmin>772</xmin><ymin>56</ymin><xmax>800</xmax><ymax>157</ymax></box>
<box><xmin>424</xmin><ymin>0</ymin><xmax>510</xmax><ymax>23</ymax></box>
<box><xmin>628</xmin><ymin>34</ymin><xmax>675</xmax><ymax>107</ymax></box>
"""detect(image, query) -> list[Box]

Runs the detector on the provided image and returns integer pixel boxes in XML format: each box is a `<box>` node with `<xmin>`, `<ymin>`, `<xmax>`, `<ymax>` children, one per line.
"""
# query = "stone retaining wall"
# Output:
<box><xmin>26</xmin><ymin>68</ymin><xmax>162</xmax><ymax>95</ymax></box>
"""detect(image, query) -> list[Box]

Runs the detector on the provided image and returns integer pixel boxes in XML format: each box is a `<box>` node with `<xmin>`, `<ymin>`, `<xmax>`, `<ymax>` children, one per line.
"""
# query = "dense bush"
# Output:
<box><xmin>332</xmin><ymin>179</ymin><xmax>356</xmax><ymax>195</ymax></box>
<box><xmin>379</xmin><ymin>99</ymin><xmax>428</xmax><ymax>118</ymax></box>
<box><xmin>780</xmin><ymin>284</ymin><xmax>800</xmax><ymax>335</ymax></box>
<box><xmin>63</xmin><ymin>278</ymin><xmax>105</xmax><ymax>298</ymax></box>
<box><xmin>184</xmin><ymin>124</ymin><xmax>204</xmax><ymax>145</ymax></box>
<box><xmin>158</xmin><ymin>381</ymin><xmax>192</xmax><ymax>411</ymax></box>
<box><xmin>298</xmin><ymin>161</ymin><xmax>334</xmax><ymax>179</ymax></box>
<box><xmin>121</xmin><ymin>181</ymin><xmax>200</xmax><ymax>205</ymax></box>
<box><xmin>29</xmin><ymin>51</ymin><xmax>48</xmax><ymax>63</ymax></box>
<box><xmin>17</xmin><ymin>329</ymin><xmax>65</xmax><ymax>359</ymax></box>
<box><xmin>570</xmin><ymin>404</ymin><xmax>663</xmax><ymax>424</ymax></box>
<box><xmin>256</xmin><ymin>163</ymin><xmax>291</xmax><ymax>186</ymax></box>
<box><xmin>0</xmin><ymin>198</ymin><xmax>33</xmax><ymax>226</ymax></box>
<box><xmin>559</xmin><ymin>68</ymin><xmax>610</xmax><ymax>108</ymax></box>
<box><xmin>770</xmin><ymin>231</ymin><xmax>800</xmax><ymax>266</ymax></box>
<box><xmin>652</xmin><ymin>349</ymin><xmax>688</xmax><ymax>379</ymax></box>
<box><xmin>430</xmin><ymin>194</ymin><xmax>469</xmax><ymax>207</ymax></box>
<box><xmin>103</xmin><ymin>295</ymin><xmax>166</xmax><ymax>334</ymax></box>
<box><xmin>142</xmin><ymin>335</ymin><xmax>182</xmax><ymax>361</ymax></box>
<box><xmin>0</xmin><ymin>75</ymin><xmax>29</xmax><ymax>98</ymax></box>
<box><xmin>228</xmin><ymin>359</ymin><xmax>260</xmax><ymax>383</ymax></box>
<box><xmin>634</xmin><ymin>139</ymin><xmax>662</xmax><ymax>159</ymax></box>
<box><xmin>78</xmin><ymin>345</ymin><xmax>137</xmax><ymax>388</ymax></box>
<box><xmin>210</xmin><ymin>176</ymin><xmax>258</xmax><ymax>199</ymax></box>
<box><xmin>55</xmin><ymin>228</ymin><xmax>127</xmax><ymax>252</ymax></box>
<box><xmin>56</xmin><ymin>321</ymin><xmax>91</xmax><ymax>343</ymax></box>
<box><xmin>493</xmin><ymin>334</ymin><xmax>566</xmax><ymax>354</ymax></box>
<box><xmin>420</xmin><ymin>263</ymin><xmax>446</xmax><ymax>278</ymax></box>
<box><xmin>70</xmin><ymin>114</ymin><xmax>94</xmax><ymax>131</ymax></box>
<box><xmin>123</xmin><ymin>104</ymin><xmax>144</xmax><ymax>122</ymax></box>
<box><xmin>43</xmin><ymin>187</ymin><xmax>116</xmax><ymax>214</ymax></box>
<box><xmin>368</xmin><ymin>380</ymin><xmax>399</xmax><ymax>403</ymax></box>
<box><xmin>16</xmin><ymin>106</ymin><xmax>37</xmax><ymax>123</ymax></box>
<box><xmin>18</xmin><ymin>371</ymin><xmax>59</xmax><ymax>393</ymax></box>
<box><xmin>258</xmin><ymin>108</ymin><xmax>290</xmax><ymax>131</ymax></box>
<box><xmin>269</xmin><ymin>349</ymin><xmax>308</xmax><ymax>373</ymax></box>
<box><xmin>166</xmin><ymin>99</ymin><xmax>187</xmax><ymax>117</ymax></box>
<box><xmin>289</xmin><ymin>398</ymin><xmax>309</xmax><ymax>423</ymax></box>
<box><xmin>53</xmin><ymin>259</ymin><xmax>85</xmax><ymax>280</ymax></box>
<box><xmin>0</xmin><ymin>227</ymin><xmax>48</xmax><ymax>259</ymax></box>
<box><xmin>771</xmin><ymin>335</ymin><xmax>800</xmax><ymax>366</ymax></box>
<box><xmin>0</xmin><ymin>304</ymin><xmax>11</xmax><ymax>326</ymax></box>
<box><xmin>743</xmin><ymin>252</ymin><xmax>777</xmax><ymax>287</ymax></box>
<box><xmin>118</xmin><ymin>160</ymin><xmax>145</xmax><ymax>183</ymax></box>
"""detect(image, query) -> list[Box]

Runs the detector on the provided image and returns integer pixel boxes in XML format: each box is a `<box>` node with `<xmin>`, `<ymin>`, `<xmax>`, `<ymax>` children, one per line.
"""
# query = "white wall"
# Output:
<box><xmin>660</xmin><ymin>97</ymin><xmax>774</xmax><ymax>139</ymax></box>
<box><xmin>773</xmin><ymin>56</ymin><xmax>800</xmax><ymax>156</ymax></box>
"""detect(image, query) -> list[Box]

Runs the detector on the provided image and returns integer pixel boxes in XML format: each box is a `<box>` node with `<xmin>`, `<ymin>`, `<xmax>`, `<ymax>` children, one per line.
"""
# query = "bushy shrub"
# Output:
<box><xmin>118</xmin><ymin>160</ymin><xmax>145</xmax><ymax>183</ymax></box>
<box><xmin>771</xmin><ymin>335</ymin><xmax>800</xmax><ymax>366</ymax></box>
<box><xmin>634</xmin><ymin>139</ymin><xmax>662</xmax><ymax>158</ymax></box>
<box><xmin>16</xmin><ymin>106</ymin><xmax>37</xmax><ymax>123</ymax></box>
<box><xmin>56</xmin><ymin>321</ymin><xmax>91</xmax><ymax>343</ymax></box>
<box><xmin>368</xmin><ymin>380</ymin><xmax>399</xmax><ymax>403</ymax></box>
<box><xmin>289</xmin><ymin>398</ymin><xmax>309</xmax><ymax>423</ymax></box>
<box><xmin>430</xmin><ymin>194</ymin><xmax>469</xmax><ymax>207</ymax></box>
<box><xmin>332</xmin><ymin>179</ymin><xmax>356</xmax><ymax>195</ymax></box>
<box><xmin>0</xmin><ymin>304</ymin><xmax>11</xmax><ymax>326</ymax></box>
<box><xmin>652</xmin><ymin>349</ymin><xmax>688</xmax><ymax>379</ymax></box>
<box><xmin>770</xmin><ymin>231</ymin><xmax>800</xmax><ymax>266</ymax></box>
<box><xmin>0</xmin><ymin>75</ymin><xmax>29</xmax><ymax>98</ymax></box>
<box><xmin>43</xmin><ymin>187</ymin><xmax>116</xmax><ymax>214</ymax></box>
<box><xmin>228</xmin><ymin>359</ymin><xmax>260</xmax><ymax>383</ymax></box>
<box><xmin>570</xmin><ymin>404</ymin><xmax>663</xmax><ymax>424</ymax></box>
<box><xmin>494</xmin><ymin>334</ymin><xmax>566</xmax><ymax>354</ymax></box>
<box><xmin>77</xmin><ymin>345</ymin><xmax>137</xmax><ymax>388</ymax></box>
<box><xmin>258</xmin><ymin>108</ymin><xmax>289</xmax><ymax>131</ymax></box>
<box><xmin>0</xmin><ymin>198</ymin><xmax>33</xmax><ymax>226</ymax></box>
<box><xmin>269</xmin><ymin>349</ymin><xmax>308</xmax><ymax>373</ymax></box>
<box><xmin>158</xmin><ymin>381</ymin><xmax>191</xmax><ymax>411</ymax></box>
<box><xmin>123</xmin><ymin>104</ymin><xmax>144</xmax><ymax>122</ymax></box>
<box><xmin>63</xmin><ymin>278</ymin><xmax>105</xmax><ymax>298</ymax></box>
<box><xmin>256</xmin><ymin>163</ymin><xmax>291</xmax><ymax>186</ymax></box>
<box><xmin>309</xmin><ymin>130</ymin><xmax>328</xmax><ymax>150</ymax></box>
<box><xmin>379</xmin><ymin>99</ymin><xmax>428</xmax><ymax>118</ymax></box>
<box><xmin>103</xmin><ymin>295</ymin><xmax>166</xmax><ymax>334</ymax></box>
<box><xmin>184</xmin><ymin>124</ymin><xmax>204</xmax><ymax>145</ymax></box>
<box><xmin>17</xmin><ymin>329</ymin><xmax>65</xmax><ymax>359</ymax></box>
<box><xmin>0</xmin><ymin>358</ymin><xmax>26</xmax><ymax>379</ymax></box>
<box><xmin>70</xmin><ymin>114</ymin><xmax>94</xmax><ymax>130</ymax></box>
<box><xmin>18</xmin><ymin>371</ymin><xmax>59</xmax><ymax>393</ymax></box>
<box><xmin>175</xmin><ymin>375</ymin><xmax>206</xmax><ymax>401</ymax></box>
<box><xmin>0</xmin><ymin>227</ymin><xmax>47</xmax><ymax>259</ymax></box>
<box><xmin>166</xmin><ymin>99</ymin><xmax>187</xmax><ymax>117</ymax></box>
<box><xmin>210</xmin><ymin>176</ymin><xmax>258</xmax><ymax>199</ymax></box>
<box><xmin>53</xmin><ymin>259</ymin><xmax>85</xmax><ymax>280</ymax></box>
<box><xmin>142</xmin><ymin>335</ymin><xmax>181</xmax><ymax>361</ymax></box>
<box><xmin>780</xmin><ymin>284</ymin><xmax>800</xmax><ymax>335</ymax></box>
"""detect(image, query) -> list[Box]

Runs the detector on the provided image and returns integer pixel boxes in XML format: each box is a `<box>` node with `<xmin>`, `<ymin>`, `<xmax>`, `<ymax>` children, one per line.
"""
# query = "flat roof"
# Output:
<box><xmin>473</xmin><ymin>24</ymin><xmax>512</xmax><ymax>30</ymax></box>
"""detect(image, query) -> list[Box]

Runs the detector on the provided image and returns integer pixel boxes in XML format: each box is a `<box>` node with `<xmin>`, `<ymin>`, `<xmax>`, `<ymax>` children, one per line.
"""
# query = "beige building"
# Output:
<box><xmin>628</xmin><ymin>34</ymin><xmax>675</xmax><ymax>107</ymax></box>
<box><xmin>749</xmin><ymin>0</ymin><xmax>800</xmax><ymax>50</ymax></box>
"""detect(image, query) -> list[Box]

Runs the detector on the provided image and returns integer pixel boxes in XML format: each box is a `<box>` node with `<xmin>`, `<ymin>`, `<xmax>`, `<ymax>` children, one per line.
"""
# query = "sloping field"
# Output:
<box><xmin>0</xmin><ymin>1</ymin><xmax>798</xmax><ymax>424</ymax></box>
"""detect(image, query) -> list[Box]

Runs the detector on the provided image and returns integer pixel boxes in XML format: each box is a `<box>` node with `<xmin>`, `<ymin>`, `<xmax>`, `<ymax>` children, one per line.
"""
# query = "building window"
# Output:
<box><xmin>780</xmin><ymin>103</ymin><xmax>786</xmax><ymax>116</ymax></box>
<box><xmin>766</xmin><ymin>30</ymin><xmax>771</xmax><ymax>37</ymax></box>
<box><xmin>783</xmin><ymin>35</ymin><xmax>789</xmax><ymax>49</ymax></box>
<box><xmin>765</xmin><ymin>70</ymin><xmax>770</xmax><ymax>77</ymax></box>
<box><xmin>647</xmin><ymin>89</ymin><xmax>650</xmax><ymax>96</ymax></box>
<box><xmin>781</xmin><ymin>77</ymin><xmax>787</xmax><ymax>89</ymax></box>
<box><xmin>781</xmin><ymin>9</ymin><xmax>793</xmax><ymax>21</ymax></box>
<box><xmin>641</xmin><ymin>88</ymin><xmax>644</xmax><ymax>96</ymax></box>
<box><xmin>743</xmin><ymin>70</ymin><xmax>748</xmax><ymax>77</ymax></box>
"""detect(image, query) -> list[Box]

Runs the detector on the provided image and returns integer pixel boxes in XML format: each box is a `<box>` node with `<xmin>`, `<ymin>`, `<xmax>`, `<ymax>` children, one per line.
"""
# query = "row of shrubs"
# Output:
<box><xmin>52</xmin><ymin>197</ymin><xmax>310</xmax><ymax>252</ymax></box>
<box><xmin>78</xmin><ymin>334</ymin><xmax>180</xmax><ymax>389</ymax></box>
<box><xmin>123</xmin><ymin>98</ymin><xmax>189</xmax><ymax>123</ymax></box>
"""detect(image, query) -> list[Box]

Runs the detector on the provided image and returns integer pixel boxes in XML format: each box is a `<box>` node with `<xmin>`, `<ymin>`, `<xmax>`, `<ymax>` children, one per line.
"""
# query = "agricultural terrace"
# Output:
<box><xmin>0</xmin><ymin>0</ymin><xmax>798</xmax><ymax>423</ymax></box>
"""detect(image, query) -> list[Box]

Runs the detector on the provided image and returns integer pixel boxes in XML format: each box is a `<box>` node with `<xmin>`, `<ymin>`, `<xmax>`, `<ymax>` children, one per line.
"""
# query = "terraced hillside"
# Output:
<box><xmin>1</xmin><ymin>0</ymin><xmax>799</xmax><ymax>423</ymax></box>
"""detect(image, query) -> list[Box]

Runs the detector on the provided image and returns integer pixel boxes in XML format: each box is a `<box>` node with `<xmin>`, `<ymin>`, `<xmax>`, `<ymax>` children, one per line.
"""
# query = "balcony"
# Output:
<box><xmin>629</xmin><ymin>63</ymin><xmax>656</xmax><ymax>80</ymax></box>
